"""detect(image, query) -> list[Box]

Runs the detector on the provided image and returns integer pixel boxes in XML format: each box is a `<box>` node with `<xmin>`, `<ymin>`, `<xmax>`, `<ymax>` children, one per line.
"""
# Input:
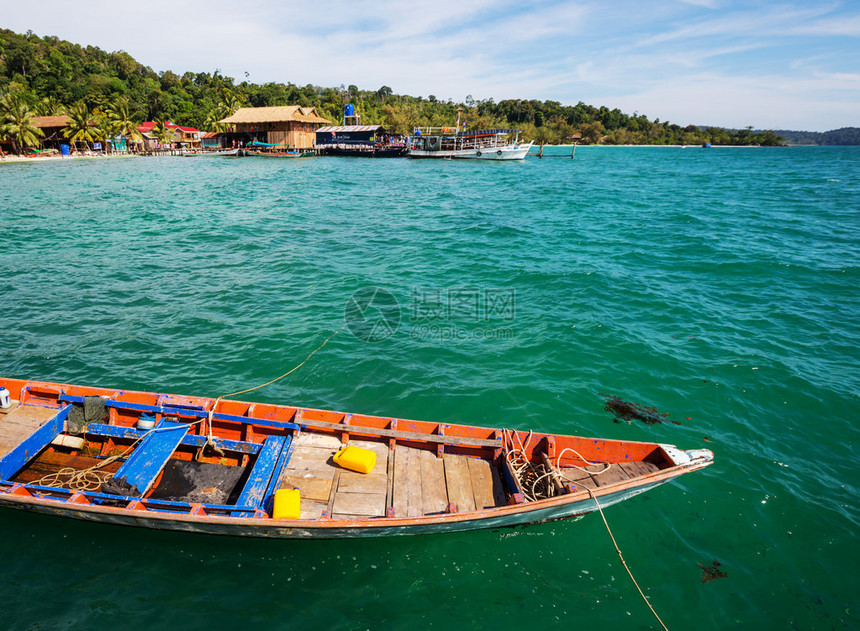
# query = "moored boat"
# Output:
<box><xmin>0</xmin><ymin>378</ymin><xmax>713</xmax><ymax>538</ymax></box>
<box><xmin>180</xmin><ymin>148</ymin><xmax>240</xmax><ymax>157</ymax></box>
<box><xmin>244</xmin><ymin>149</ymin><xmax>314</xmax><ymax>158</ymax></box>
<box><xmin>242</xmin><ymin>140</ymin><xmax>314</xmax><ymax>158</ymax></box>
<box><xmin>408</xmin><ymin>127</ymin><xmax>532</xmax><ymax>160</ymax></box>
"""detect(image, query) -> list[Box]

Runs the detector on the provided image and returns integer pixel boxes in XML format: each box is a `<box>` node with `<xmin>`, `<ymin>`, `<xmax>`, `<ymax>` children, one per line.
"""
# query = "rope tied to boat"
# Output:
<box><xmin>502</xmin><ymin>430</ymin><xmax>613</xmax><ymax>501</ymax></box>
<box><xmin>501</xmin><ymin>429</ymin><xmax>668</xmax><ymax>630</ymax></box>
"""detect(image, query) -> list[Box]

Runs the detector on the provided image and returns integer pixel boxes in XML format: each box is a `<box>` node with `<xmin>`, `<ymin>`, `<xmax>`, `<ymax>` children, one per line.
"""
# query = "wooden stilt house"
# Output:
<box><xmin>218</xmin><ymin>106</ymin><xmax>332</xmax><ymax>149</ymax></box>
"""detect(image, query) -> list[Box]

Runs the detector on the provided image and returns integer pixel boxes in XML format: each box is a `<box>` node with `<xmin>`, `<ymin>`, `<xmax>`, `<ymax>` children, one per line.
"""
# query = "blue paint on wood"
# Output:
<box><xmin>109</xmin><ymin>421</ymin><xmax>189</xmax><ymax>496</ymax></box>
<box><xmin>57</xmin><ymin>394</ymin><xmax>300</xmax><ymax>433</ymax></box>
<box><xmin>262</xmin><ymin>434</ymin><xmax>295</xmax><ymax>514</ymax></box>
<box><xmin>235</xmin><ymin>435</ymin><xmax>287</xmax><ymax>511</ymax></box>
<box><xmin>11</xmin><ymin>481</ymin><xmax>260</xmax><ymax>513</ymax></box>
<box><xmin>0</xmin><ymin>406</ymin><xmax>69</xmax><ymax>480</ymax></box>
<box><xmin>84</xmin><ymin>423</ymin><xmax>263</xmax><ymax>455</ymax></box>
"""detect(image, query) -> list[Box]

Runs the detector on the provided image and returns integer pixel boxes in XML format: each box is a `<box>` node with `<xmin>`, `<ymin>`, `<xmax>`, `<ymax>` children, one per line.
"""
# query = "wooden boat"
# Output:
<box><xmin>0</xmin><ymin>378</ymin><xmax>713</xmax><ymax>538</ymax></box>
<box><xmin>243</xmin><ymin>148</ymin><xmax>314</xmax><ymax>158</ymax></box>
<box><xmin>180</xmin><ymin>148</ymin><xmax>240</xmax><ymax>157</ymax></box>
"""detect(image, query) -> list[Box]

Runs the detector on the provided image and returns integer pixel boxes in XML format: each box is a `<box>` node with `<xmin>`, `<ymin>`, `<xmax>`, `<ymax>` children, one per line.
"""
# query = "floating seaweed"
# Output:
<box><xmin>600</xmin><ymin>393</ymin><xmax>681</xmax><ymax>425</ymax></box>
<box><xmin>698</xmin><ymin>559</ymin><xmax>727</xmax><ymax>583</ymax></box>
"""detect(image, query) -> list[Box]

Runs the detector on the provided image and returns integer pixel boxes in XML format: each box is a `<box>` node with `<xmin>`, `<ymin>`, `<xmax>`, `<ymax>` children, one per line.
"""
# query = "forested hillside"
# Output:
<box><xmin>1</xmin><ymin>28</ymin><xmax>786</xmax><ymax>146</ymax></box>
<box><xmin>772</xmin><ymin>128</ymin><xmax>860</xmax><ymax>145</ymax></box>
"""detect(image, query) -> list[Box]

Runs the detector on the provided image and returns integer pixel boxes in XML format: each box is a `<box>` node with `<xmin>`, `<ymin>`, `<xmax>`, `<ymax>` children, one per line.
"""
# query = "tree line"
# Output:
<box><xmin>1</xmin><ymin>28</ymin><xmax>787</xmax><ymax>153</ymax></box>
<box><xmin>772</xmin><ymin>128</ymin><xmax>860</xmax><ymax>146</ymax></box>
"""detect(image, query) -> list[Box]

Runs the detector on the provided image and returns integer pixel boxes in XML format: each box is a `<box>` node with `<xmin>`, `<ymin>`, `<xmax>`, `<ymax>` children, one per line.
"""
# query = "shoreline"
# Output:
<box><xmin>0</xmin><ymin>153</ymin><xmax>140</xmax><ymax>164</ymax></box>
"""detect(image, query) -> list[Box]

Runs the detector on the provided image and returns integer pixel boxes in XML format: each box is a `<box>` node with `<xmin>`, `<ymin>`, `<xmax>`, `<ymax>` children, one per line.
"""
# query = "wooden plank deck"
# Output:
<box><xmin>276</xmin><ymin>432</ymin><xmax>508</xmax><ymax>520</ymax></box>
<box><xmin>330</xmin><ymin>439</ymin><xmax>388</xmax><ymax>519</ymax></box>
<box><xmin>0</xmin><ymin>403</ymin><xmax>60</xmax><ymax>460</ymax></box>
<box><xmin>560</xmin><ymin>461</ymin><xmax>660</xmax><ymax>490</ymax></box>
<box><xmin>277</xmin><ymin>432</ymin><xmax>341</xmax><ymax>519</ymax></box>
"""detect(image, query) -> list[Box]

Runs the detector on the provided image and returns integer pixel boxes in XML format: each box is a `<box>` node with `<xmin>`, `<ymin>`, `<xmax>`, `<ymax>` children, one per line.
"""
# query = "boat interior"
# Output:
<box><xmin>0</xmin><ymin>382</ymin><xmax>672</xmax><ymax>520</ymax></box>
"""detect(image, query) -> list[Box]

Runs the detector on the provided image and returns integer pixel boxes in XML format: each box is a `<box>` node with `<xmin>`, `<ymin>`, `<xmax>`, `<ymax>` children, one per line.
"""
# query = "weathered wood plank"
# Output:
<box><xmin>0</xmin><ymin>404</ymin><xmax>62</xmax><ymax>460</ymax></box>
<box><xmin>300</xmin><ymin>498</ymin><xmax>328</xmax><ymax>519</ymax></box>
<box><xmin>236</xmin><ymin>435</ymin><xmax>288</xmax><ymax>509</ymax></box>
<box><xmin>13</xmin><ymin>450</ymin><xmax>122</xmax><ymax>484</ymax></box>
<box><xmin>295</xmin><ymin>415</ymin><xmax>499</xmax><ymax>448</ymax></box>
<box><xmin>103</xmin><ymin>421</ymin><xmax>188</xmax><ymax>497</ymax></box>
<box><xmin>296</xmin><ymin>432</ymin><xmax>343</xmax><ymax>449</ymax></box>
<box><xmin>619</xmin><ymin>460</ymin><xmax>660</xmax><ymax>478</ymax></box>
<box><xmin>420</xmin><ymin>449</ymin><xmax>447</xmax><ymax>515</ymax></box>
<box><xmin>559</xmin><ymin>467</ymin><xmax>597</xmax><ymax>489</ymax></box>
<box><xmin>337</xmin><ymin>469</ymin><xmax>388</xmax><ymax>495</ymax></box>
<box><xmin>386</xmin><ymin>445</ymin><xmax>395</xmax><ymax>511</ymax></box>
<box><xmin>280</xmin><ymin>475</ymin><xmax>333</xmax><ymax>502</ymax></box>
<box><xmin>283</xmin><ymin>445</ymin><xmax>338</xmax><ymax>473</ymax></box>
<box><xmin>331</xmin><ymin>491</ymin><xmax>386</xmax><ymax>518</ymax></box>
<box><xmin>468</xmin><ymin>457</ymin><xmax>504</xmax><ymax>510</ymax></box>
<box><xmin>589</xmin><ymin>464</ymin><xmax>630</xmax><ymax>487</ymax></box>
<box><xmin>393</xmin><ymin>445</ymin><xmax>423</xmax><ymax>517</ymax></box>
<box><xmin>443</xmin><ymin>453</ymin><xmax>476</xmax><ymax>513</ymax></box>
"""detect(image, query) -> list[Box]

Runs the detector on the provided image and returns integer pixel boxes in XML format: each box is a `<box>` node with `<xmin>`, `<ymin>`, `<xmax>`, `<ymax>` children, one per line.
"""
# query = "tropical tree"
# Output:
<box><xmin>108</xmin><ymin>97</ymin><xmax>142</xmax><ymax>145</ymax></box>
<box><xmin>204</xmin><ymin>103</ymin><xmax>230</xmax><ymax>132</ymax></box>
<box><xmin>91</xmin><ymin>110</ymin><xmax>116</xmax><ymax>153</ymax></box>
<box><xmin>62</xmin><ymin>102</ymin><xmax>96</xmax><ymax>151</ymax></box>
<box><xmin>37</xmin><ymin>96</ymin><xmax>67</xmax><ymax>117</ymax></box>
<box><xmin>152</xmin><ymin>120</ymin><xmax>175</xmax><ymax>146</ymax></box>
<box><xmin>0</xmin><ymin>92</ymin><xmax>45</xmax><ymax>155</ymax></box>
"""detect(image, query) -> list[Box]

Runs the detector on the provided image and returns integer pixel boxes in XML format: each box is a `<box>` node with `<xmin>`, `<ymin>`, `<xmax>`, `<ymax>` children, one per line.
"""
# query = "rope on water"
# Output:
<box><xmin>216</xmin><ymin>325</ymin><xmax>347</xmax><ymax>400</ymax></box>
<box><xmin>501</xmin><ymin>429</ymin><xmax>669</xmax><ymax>630</ymax></box>
<box><xmin>582</xmin><ymin>484</ymin><xmax>671</xmax><ymax>631</ymax></box>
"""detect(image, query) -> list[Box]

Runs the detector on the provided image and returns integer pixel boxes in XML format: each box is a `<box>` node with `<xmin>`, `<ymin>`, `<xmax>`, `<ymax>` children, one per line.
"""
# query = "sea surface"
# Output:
<box><xmin>0</xmin><ymin>146</ymin><xmax>857</xmax><ymax>630</ymax></box>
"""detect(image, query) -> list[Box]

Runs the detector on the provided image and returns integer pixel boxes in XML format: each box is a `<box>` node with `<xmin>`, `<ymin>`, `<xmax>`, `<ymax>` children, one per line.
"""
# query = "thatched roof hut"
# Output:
<box><xmin>218</xmin><ymin>106</ymin><xmax>331</xmax><ymax>148</ymax></box>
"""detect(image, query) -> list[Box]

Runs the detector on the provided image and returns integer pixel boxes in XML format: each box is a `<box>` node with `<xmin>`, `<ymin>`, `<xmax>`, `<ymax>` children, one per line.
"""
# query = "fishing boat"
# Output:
<box><xmin>244</xmin><ymin>149</ymin><xmax>314</xmax><ymax>158</ymax></box>
<box><xmin>0</xmin><ymin>378</ymin><xmax>713</xmax><ymax>538</ymax></box>
<box><xmin>180</xmin><ymin>148</ymin><xmax>240</xmax><ymax>157</ymax></box>
<box><xmin>243</xmin><ymin>140</ymin><xmax>314</xmax><ymax>158</ymax></box>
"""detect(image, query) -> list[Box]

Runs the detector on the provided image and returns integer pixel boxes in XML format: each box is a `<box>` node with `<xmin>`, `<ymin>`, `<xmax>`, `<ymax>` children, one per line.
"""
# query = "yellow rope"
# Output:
<box><xmin>583</xmin><ymin>485</ymin><xmax>671</xmax><ymax>631</ymax></box>
<box><xmin>503</xmin><ymin>432</ymin><xmax>669</xmax><ymax>630</ymax></box>
<box><xmin>216</xmin><ymin>325</ymin><xmax>347</xmax><ymax>400</ymax></box>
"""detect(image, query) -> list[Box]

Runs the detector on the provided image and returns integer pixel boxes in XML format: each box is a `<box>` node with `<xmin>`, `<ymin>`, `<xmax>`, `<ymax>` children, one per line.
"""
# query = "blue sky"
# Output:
<box><xmin>3</xmin><ymin>0</ymin><xmax>859</xmax><ymax>131</ymax></box>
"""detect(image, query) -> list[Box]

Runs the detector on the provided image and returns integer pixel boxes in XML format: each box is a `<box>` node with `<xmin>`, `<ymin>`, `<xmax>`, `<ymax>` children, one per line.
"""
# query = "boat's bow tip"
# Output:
<box><xmin>660</xmin><ymin>444</ymin><xmax>715</xmax><ymax>468</ymax></box>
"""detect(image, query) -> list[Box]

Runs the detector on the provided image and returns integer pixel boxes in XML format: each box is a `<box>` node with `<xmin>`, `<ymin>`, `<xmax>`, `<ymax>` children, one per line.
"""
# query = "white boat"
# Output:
<box><xmin>408</xmin><ymin>127</ymin><xmax>532</xmax><ymax>160</ymax></box>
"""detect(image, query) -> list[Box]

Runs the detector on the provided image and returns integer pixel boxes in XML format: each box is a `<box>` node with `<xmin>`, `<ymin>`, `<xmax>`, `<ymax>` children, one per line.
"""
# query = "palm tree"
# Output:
<box><xmin>152</xmin><ymin>120</ymin><xmax>176</xmax><ymax>147</ymax></box>
<box><xmin>0</xmin><ymin>92</ymin><xmax>45</xmax><ymax>155</ymax></box>
<box><xmin>63</xmin><ymin>102</ymin><xmax>96</xmax><ymax>152</ymax></box>
<box><xmin>108</xmin><ymin>97</ymin><xmax>142</xmax><ymax>148</ymax></box>
<box><xmin>37</xmin><ymin>96</ymin><xmax>67</xmax><ymax>117</ymax></box>
<box><xmin>91</xmin><ymin>111</ymin><xmax>116</xmax><ymax>153</ymax></box>
<box><xmin>204</xmin><ymin>102</ymin><xmax>231</xmax><ymax>132</ymax></box>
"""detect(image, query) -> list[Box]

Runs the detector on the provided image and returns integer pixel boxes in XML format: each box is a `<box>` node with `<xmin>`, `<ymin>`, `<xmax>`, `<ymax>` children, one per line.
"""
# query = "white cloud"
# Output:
<box><xmin>1</xmin><ymin>0</ymin><xmax>858</xmax><ymax>130</ymax></box>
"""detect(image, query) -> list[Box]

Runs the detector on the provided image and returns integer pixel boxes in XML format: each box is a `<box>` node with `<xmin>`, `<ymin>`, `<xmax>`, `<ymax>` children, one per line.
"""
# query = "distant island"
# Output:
<box><xmin>0</xmin><ymin>28</ymin><xmax>852</xmax><ymax>149</ymax></box>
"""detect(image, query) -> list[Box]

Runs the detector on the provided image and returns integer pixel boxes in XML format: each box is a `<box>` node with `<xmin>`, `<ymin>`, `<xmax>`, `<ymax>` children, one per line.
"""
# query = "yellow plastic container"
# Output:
<box><xmin>333</xmin><ymin>445</ymin><xmax>376</xmax><ymax>474</ymax></box>
<box><xmin>272</xmin><ymin>488</ymin><xmax>301</xmax><ymax>519</ymax></box>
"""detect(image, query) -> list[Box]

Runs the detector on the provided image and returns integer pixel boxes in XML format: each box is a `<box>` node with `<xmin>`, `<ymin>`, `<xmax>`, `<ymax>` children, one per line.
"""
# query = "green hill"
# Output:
<box><xmin>1</xmin><ymin>28</ymin><xmax>786</xmax><ymax>146</ymax></box>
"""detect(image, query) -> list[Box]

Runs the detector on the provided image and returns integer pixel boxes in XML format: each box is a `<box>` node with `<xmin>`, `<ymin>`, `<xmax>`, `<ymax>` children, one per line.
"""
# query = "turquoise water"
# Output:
<box><xmin>0</xmin><ymin>147</ymin><xmax>857</xmax><ymax>629</ymax></box>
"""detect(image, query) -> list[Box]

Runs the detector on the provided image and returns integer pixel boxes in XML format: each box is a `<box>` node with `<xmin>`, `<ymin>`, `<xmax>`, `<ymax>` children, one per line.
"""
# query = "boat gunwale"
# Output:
<box><xmin>0</xmin><ymin>378</ymin><xmax>713</xmax><ymax>535</ymax></box>
<box><xmin>0</xmin><ymin>455</ymin><xmax>711</xmax><ymax>531</ymax></box>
